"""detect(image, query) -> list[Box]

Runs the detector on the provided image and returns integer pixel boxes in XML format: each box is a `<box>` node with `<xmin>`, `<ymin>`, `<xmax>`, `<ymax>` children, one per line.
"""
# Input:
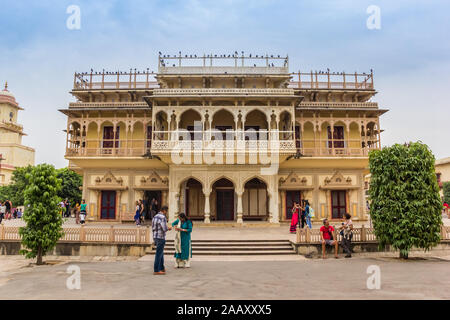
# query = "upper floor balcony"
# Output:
<box><xmin>65</xmin><ymin>133</ymin><xmax>378</xmax><ymax>159</ymax></box>
<box><xmin>65</xmin><ymin>105</ymin><xmax>381</xmax><ymax>161</ymax></box>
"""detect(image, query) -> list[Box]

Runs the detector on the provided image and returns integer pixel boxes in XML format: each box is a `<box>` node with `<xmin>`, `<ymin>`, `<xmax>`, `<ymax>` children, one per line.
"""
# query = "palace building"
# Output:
<box><xmin>60</xmin><ymin>53</ymin><xmax>387</xmax><ymax>224</ymax></box>
<box><xmin>0</xmin><ymin>82</ymin><xmax>35</xmax><ymax>185</ymax></box>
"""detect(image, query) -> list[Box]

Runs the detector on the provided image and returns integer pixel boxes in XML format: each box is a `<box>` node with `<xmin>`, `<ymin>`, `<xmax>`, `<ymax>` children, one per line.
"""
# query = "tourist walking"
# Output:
<box><xmin>134</xmin><ymin>201</ymin><xmax>141</xmax><ymax>226</ymax></box>
<box><xmin>143</xmin><ymin>197</ymin><xmax>149</xmax><ymax>220</ymax></box>
<box><xmin>75</xmin><ymin>202</ymin><xmax>81</xmax><ymax>224</ymax></box>
<box><xmin>65</xmin><ymin>199</ymin><xmax>71</xmax><ymax>218</ymax></box>
<box><xmin>172</xmin><ymin>213</ymin><xmax>193</xmax><ymax>268</ymax></box>
<box><xmin>289</xmin><ymin>201</ymin><xmax>300</xmax><ymax>233</ymax></box>
<box><xmin>0</xmin><ymin>201</ymin><xmax>5</xmax><ymax>223</ymax></box>
<box><xmin>320</xmin><ymin>218</ymin><xmax>339</xmax><ymax>259</ymax></box>
<box><xmin>79</xmin><ymin>199</ymin><xmax>87</xmax><ymax>224</ymax></box>
<box><xmin>151</xmin><ymin>198</ymin><xmax>158</xmax><ymax>219</ymax></box>
<box><xmin>152</xmin><ymin>206</ymin><xmax>171</xmax><ymax>275</ymax></box>
<box><xmin>139</xmin><ymin>199</ymin><xmax>145</xmax><ymax>224</ymax></box>
<box><xmin>339</xmin><ymin>213</ymin><xmax>353</xmax><ymax>258</ymax></box>
<box><xmin>299</xmin><ymin>200</ymin><xmax>307</xmax><ymax>229</ymax></box>
<box><xmin>305</xmin><ymin>200</ymin><xmax>312</xmax><ymax>229</ymax></box>
<box><xmin>5</xmin><ymin>199</ymin><xmax>11</xmax><ymax>220</ymax></box>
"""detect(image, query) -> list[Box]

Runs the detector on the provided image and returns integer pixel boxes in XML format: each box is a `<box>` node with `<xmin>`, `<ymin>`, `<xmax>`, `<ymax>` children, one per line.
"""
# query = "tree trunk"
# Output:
<box><xmin>399</xmin><ymin>251</ymin><xmax>408</xmax><ymax>259</ymax></box>
<box><xmin>36</xmin><ymin>246</ymin><xmax>43</xmax><ymax>265</ymax></box>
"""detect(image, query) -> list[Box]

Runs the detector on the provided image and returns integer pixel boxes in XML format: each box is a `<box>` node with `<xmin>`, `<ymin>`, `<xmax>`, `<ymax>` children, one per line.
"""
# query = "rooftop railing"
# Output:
<box><xmin>73</xmin><ymin>68</ymin><xmax>374</xmax><ymax>91</ymax></box>
<box><xmin>288</xmin><ymin>71</ymin><xmax>374</xmax><ymax>90</ymax></box>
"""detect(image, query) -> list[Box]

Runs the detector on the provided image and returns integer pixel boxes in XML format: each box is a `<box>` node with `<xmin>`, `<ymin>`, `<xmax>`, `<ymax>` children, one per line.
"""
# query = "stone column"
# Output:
<box><xmin>168</xmin><ymin>191</ymin><xmax>179</xmax><ymax>222</ymax></box>
<box><xmin>161</xmin><ymin>190</ymin><xmax>168</xmax><ymax>206</ymax></box>
<box><xmin>268</xmin><ymin>191</ymin><xmax>279</xmax><ymax>223</ymax></box>
<box><xmin>312</xmin><ymin>174</ymin><xmax>320</xmax><ymax>222</ymax></box>
<box><xmin>203</xmin><ymin>190</ymin><xmax>211</xmax><ymax>223</ymax></box>
<box><xmin>236</xmin><ymin>189</ymin><xmax>244</xmax><ymax>224</ymax></box>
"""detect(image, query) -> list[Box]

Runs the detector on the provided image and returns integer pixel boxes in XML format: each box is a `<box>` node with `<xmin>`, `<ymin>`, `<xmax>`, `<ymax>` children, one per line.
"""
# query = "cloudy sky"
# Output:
<box><xmin>0</xmin><ymin>0</ymin><xmax>449</xmax><ymax>168</ymax></box>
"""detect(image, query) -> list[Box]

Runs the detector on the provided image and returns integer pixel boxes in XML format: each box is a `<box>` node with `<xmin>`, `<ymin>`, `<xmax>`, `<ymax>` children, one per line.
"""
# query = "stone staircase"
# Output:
<box><xmin>147</xmin><ymin>239</ymin><xmax>296</xmax><ymax>255</ymax></box>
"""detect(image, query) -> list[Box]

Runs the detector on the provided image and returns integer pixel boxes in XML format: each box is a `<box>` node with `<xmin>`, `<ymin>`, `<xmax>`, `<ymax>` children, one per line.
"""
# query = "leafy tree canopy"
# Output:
<box><xmin>369</xmin><ymin>142</ymin><xmax>442</xmax><ymax>259</ymax></box>
<box><xmin>56</xmin><ymin>167</ymin><xmax>82</xmax><ymax>205</ymax></box>
<box><xmin>0</xmin><ymin>165</ymin><xmax>34</xmax><ymax>205</ymax></box>
<box><xmin>443</xmin><ymin>181</ymin><xmax>450</xmax><ymax>204</ymax></box>
<box><xmin>0</xmin><ymin>166</ymin><xmax>82</xmax><ymax>207</ymax></box>
<box><xmin>19</xmin><ymin>164</ymin><xmax>64</xmax><ymax>265</ymax></box>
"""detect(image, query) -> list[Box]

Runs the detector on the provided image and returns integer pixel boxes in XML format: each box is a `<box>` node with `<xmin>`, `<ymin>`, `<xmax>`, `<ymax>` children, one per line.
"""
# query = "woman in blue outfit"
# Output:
<box><xmin>134</xmin><ymin>201</ymin><xmax>141</xmax><ymax>226</ymax></box>
<box><xmin>171</xmin><ymin>212</ymin><xmax>193</xmax><ymax>268</ymax></box>
<box><xmin>304</xmin><ymin>200</ymin><xmax>312</xmax><ymax>229</ymax></box>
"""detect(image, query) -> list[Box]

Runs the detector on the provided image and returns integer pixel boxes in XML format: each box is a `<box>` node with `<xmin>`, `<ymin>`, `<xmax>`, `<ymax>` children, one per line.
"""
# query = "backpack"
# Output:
<box><xmin>308</xmin><ymin>207</ymin><xmax>315</xmax><ymax>218</ymax></box>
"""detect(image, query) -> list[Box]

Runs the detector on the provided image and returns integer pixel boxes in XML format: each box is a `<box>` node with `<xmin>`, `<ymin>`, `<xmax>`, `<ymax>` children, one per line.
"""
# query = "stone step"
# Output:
<box><xmin>147</xmin><ymin>238</ymin><xmax>296</xmax><ymax>255</ymax></box>
<box><xmin>163</xmin><ymin>250</ymin><xmax>296</xmax><ymax>255</ymax></box>
<box><xmin>165</xmin><ymin>239</ymin><xmax>291</xmax><ymax>243</ymax></box>
<box><xmin>174</xmin><ymin>243</ymin><xmax>292</xmax><ymax>247</ymax></box>
<box><xmin>162</xmin><ymin>246</ymin><xmax>294</xmax><ymax>251</ymax></box>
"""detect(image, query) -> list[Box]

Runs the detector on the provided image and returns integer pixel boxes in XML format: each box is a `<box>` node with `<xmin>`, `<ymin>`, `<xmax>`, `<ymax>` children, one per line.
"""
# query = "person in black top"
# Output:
<box><xmin>65</xmin><ymin>199</ymin><xmax>71</xmax><ymax>218</ymax></box>
<box><xmin>5</xmin><ymin>200</ymin><xmax>11</xmax><ymax>220</ymax></box>
<box><xmin>143</xmin><ymin>198</ymin><xmax>150</xmax><ymax>220</ymax></box>
<box><xmin>151</xmin><ymin>198</ymin><xmax>158</xmax><ymax>219</ymax></box>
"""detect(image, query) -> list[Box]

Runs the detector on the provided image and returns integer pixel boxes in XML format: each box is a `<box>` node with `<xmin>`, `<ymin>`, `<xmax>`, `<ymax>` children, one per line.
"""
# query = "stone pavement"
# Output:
<box><xmin>0</xmin><ymin>254</ymin><xmax>449</xmax><ymax>299</ymax></box>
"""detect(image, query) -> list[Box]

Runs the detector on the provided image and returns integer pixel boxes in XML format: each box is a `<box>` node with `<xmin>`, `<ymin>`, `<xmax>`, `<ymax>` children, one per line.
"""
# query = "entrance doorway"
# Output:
<box><xmin>286</xmin><ymin>190</ymin><xmax>301</xmax><ymax>220</ymax></box>
<box><xmin>331</xmin><ymin>190</ymin><xmax>346</xmax><ymax>219</ymax></box>
<box><xmin>184</xmin><ymin>178</ymin><xmax>205</xmax><ymax>220</ymax></box>
<box><xmin>243</xmin><ymin>178</ymin><xmax>268</xmax><ymax>220</ymax></box>
<box><xmin>100</xmin><ymin>190</ymin><xmax>116</xmax><ymax>219</ymax></box>
<box><xmin>144</xmin><ymin>190</ymin><xmax>161</xmax><ymax>219</ymax></box>
<box><xmin>216</xmin><ymin>190</ymin><xmax>234</xmax><ymax>221</ymax></box>
<box><xmin>213</xmin><ymin>178</ymin><xmax>235</xmax><ymax>221</ymax></box>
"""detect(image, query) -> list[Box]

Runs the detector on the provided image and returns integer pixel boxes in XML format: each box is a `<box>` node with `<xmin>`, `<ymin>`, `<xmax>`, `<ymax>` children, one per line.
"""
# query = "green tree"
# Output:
<box><xmin>8</xmin><ymin>165</ymin><xmax>34</xmax><ymax>205</ymax></box>
<box><xmin>443</xmin><ymin>181</ymin><xmax>450</xmax><ymax>204</ymax></box>
<box><xmin>369</xmin><ymin>142</ymin><xmax>442</xmax><ymax>259</ymax></box>
<box><xmin>0</xmin><ymin>165</ymin><xmax>34</xmax><ymax>205</ymax></box>
<box><xmin>56</xmin><ymin>167</ymin><xmax>82</xmax><ymax>205</ymax></box>
<box><xmin>0</xmin><ymin>184</ymin><xmax>13</xmax><ymax>202</ymax></box>
<box><xmin>19</xmin><ymin>164</ymin><xmax>63</xmax><ymax>265</ymax></box>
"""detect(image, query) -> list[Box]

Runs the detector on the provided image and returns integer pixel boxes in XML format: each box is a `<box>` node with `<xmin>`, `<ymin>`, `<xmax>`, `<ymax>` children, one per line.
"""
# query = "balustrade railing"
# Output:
<box><xmin>153</xmin><ymin>88</ymin><xmax>294</xmax><ymax>95</ymax></box>
<box><xmin>65</xmin><ymin>135</ymin><xmax>380</xmax><ymax>157</ymax></box>
<box><xmin>296</xmin><ymin>225</ymin><xmax>450</xmax><ymax>244</ymax></box>
<box><xmin>0</xmin><ymin>225</ymin><xmax>151</xmax><ymax>244</ymax></box>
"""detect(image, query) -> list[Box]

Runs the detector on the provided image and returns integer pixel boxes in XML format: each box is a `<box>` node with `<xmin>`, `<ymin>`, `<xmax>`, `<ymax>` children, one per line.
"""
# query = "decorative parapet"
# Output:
<box><xmin>298</xmin><ymin>101</ymin><xmax>378</xmax><ymax>109</ymax></box>
<box><xmin>152</xmin><ymin>88</ymin><xmax>294</xmax><ymax>96</ymax></box>
<box><xmin>89</xmin><ymin>171</ymin><xmax>128</xmax><ymax>190</ymax></box>
<box><xmin>158</xmin><ymin>66</ymin><xmax>289</xmax><ymax>75</ymax></box>
<box><xmin>320</xmin><ymin>171</ymin><xmax>358</xmax><ymax>190</ymax></box>
<box><xmin>279</xmin><ymin>172</ymin><xmax>312</xmax><ymax>190</ymax></box>
<box><xmin>135</xmin><ymin>171</ymin><xmax>169</xmax><ymax>190</ymax></box>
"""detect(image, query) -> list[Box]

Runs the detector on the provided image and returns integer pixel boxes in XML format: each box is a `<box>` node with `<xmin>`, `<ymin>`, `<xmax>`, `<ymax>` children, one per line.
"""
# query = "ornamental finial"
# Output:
<box><xmin>3</xmin><ymin>81</ymin><xmax>7</xmax><ymax>91</ymax></box>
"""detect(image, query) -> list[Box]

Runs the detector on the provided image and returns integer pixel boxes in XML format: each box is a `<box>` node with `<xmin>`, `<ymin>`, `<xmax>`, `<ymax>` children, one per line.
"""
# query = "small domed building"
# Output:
<box><xmin>0</xmin><ymin>82</ymin><xmax>35</xmax><ymax>185</ymax></box>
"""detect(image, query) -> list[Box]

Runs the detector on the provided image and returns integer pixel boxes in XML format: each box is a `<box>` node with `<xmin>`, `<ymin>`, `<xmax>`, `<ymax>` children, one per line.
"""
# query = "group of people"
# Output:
<box><xmin>320</xmin><ymin>214</ymin><xmax>353</xmax><ymax>259</ymax></box>
<box><xmin>59</xmin><ymin>199</ymin><xmax>71</xmax><ymax>218</ymax></box>
<box><xmin>289</xmin><ymin>200</ymin><xmax>354</xmax><ymax>259</ymax></box>
<box><xmin>289</xmin><ymin>200</ymin><xmax>314</xmax><ymax>233</ymax></box>
<box><xmin>0</xmin><ymin>200</ymin><xmax>20</xmax><ymax>223</ymax></box>
<box><xmin>134</xmin><ymin>198</ymin><xmax>159</xmax><ymax>226</ymax></box>
<box><xmin>151</xmin><ymin>205</ymin><xmax>193</xmax><ymax>275</ymax></box>
<box><xmin>58</xmin><ymin>199</ymin><xmax>87</xmax><ymax>224</ymax></box>
<box><xmin>74</xmin><ymin>200</ymin><xmax>88</xmax><ymax>224</ymax></box>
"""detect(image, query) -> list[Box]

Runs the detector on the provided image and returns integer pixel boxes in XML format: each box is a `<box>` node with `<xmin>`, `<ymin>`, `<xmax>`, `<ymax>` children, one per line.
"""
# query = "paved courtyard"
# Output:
<box><xmin>0</xmin><ymin>254</ymin><xmax>449</xmax><ymax>299</ymax></box>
